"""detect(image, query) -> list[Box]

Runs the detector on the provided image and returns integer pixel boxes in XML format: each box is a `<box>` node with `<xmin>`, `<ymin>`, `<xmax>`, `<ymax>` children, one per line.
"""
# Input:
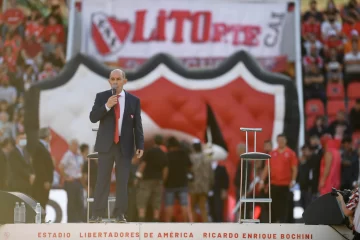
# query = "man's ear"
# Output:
<box><xmin>124</xmin><ymin>78</ymin><xmax>128</xmax><ymax>84</ymax></box>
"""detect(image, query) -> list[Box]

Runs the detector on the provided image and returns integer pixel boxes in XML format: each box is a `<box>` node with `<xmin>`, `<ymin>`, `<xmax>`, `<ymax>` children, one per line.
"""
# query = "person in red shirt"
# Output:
<box><xmin>323</xmin><ymin>29</ymin><xmax>344</xmax><ymax>56</ymax></box>
<box><xmin>259</xmin><ymin>134</ymin><xmax>298</xmax><ymax>223</ymax></box>
<box><xmin>43</xmin><ymin>14</ymin><xmax>65</xmax><ymax>43</ymax></box>
<box><xmin>302</xmin><ymin>15</ymin><xmax>322</xmax><ymax>41</ymax></box>
<box><xmin>318</xmin><ymin>135</ymin><xmax>341</xmax><ymax>195</ymax></box>
<box><xmin>1</xmin><ymin>1</ymin><xmax>25</xmax><ymax>38</ymax></box>
<box><xmin>25</xmin><ymin>12</ymin><xmax>44</xmax><ymax>41</ymax></box>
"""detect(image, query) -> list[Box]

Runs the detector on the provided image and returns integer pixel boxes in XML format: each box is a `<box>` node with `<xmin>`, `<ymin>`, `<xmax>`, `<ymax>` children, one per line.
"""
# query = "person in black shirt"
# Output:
<box><xmin>307</xmin><ymin>116</ymin><xmax>327</xmax><ymax>139</ymax></box>
<box><xmin>302</xmin><ymin>0</ymin><xmax>324</xmax><ymax>22</ymax></box>
<box><xmin>340</xmin><ymin>136</ymin><xmax>359</xmax><ymax>190</ymax></box>
<box><xmin>308</xmin><ymin>135</ymin><xmax>323</xmax><ymax>198</ymax></box>
<box><xmin>135</xmin><ymin>135</ymin><xmax>167</xmax><ymax>222</ymax></box>
<box><xmin>327</xmin><ymin>110</ymin><xmax>351</xmax><ymax>139</ymax></box>
<box><xmin>298</xmin><ymin>145</ymin><xmax>312</xmax><ymax>210</ymax></box>
<box><xmin>350</xmin><ymin>99</ymin><xmax>360</xmax><ymax>132</ymax></box>
<box><xmin>164</xmin><ymin>137</ymin><xmax>192</xmax><ymax>222</ymax></box>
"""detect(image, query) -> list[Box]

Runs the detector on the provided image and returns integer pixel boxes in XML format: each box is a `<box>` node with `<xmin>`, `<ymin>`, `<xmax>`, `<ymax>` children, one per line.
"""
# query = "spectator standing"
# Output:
<box><xmin>297</xmin><ymin>145</ymin><xmax>312</xmax><ymax>210</ymax></box>
<box><xmin>8</xmin><ymin>132</ymin><xmax>34</xmax><ymax>196</ymax></box>
<box><xmin>135</xmin><ymin>135</ymin><xmax>168</xmax><ymax>222</ymax></box>
<box><xmin>259</xmin><ymin>134</ymin><xmax>298</xmax><ymax>223</ymax></box>
<box><xmin>208</xmin><ymin>160</ymin><xmax>229</xmax><ymax>222</ymax></box>
<box><xmin>340</xmin><ymin>136</ymin><xmax>359</xmax><ymax>190</ymax></box>
<box><xmin>59</xmin><ymin>139</ymin><xmax>84</xmax><ymax>223</ymax></box>
<box><xmin>164</xmin><ymin>137</ymin><xmax>192</xmax><ymax>222</ymax></box>
<box><xmin>318</xmin><ymin>137</ymin><xmax>341</xmax><ymax>195</ymax></box>
<box><xmin>308</xmin><ymin>135</ymin><xmax>324</xmax><ymax>198</ymax></box>
<box><xmin>0</xmin><ymin>139</ymin><xmax>13</xmax><ymax>190</ymax></box>
<box><xmin>350</xmin><ymin>99</ymin><xmax>360</xmax><ymax>132</ymax></box>
<box><xmin>27</xmin><ymin>127</ymin><xmax>54</xmax><ymax>210</ymax></box>
<box><xmin>189</xmin><ymin>140</ymin><xmax>214</xmax><ymax>222</ymax></box>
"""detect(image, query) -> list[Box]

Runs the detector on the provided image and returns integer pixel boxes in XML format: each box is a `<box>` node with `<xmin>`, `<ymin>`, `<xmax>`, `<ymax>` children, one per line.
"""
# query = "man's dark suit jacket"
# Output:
<box><xmin>0</xmin><ymin>149</ymin><xmax>8</xmax><ymax>190</ymax></box>
<box><xmin>8</xmin><ymin>147</ymin><xmax>33</xmax><ymax>194</ymax></box>
<box><xmin>213</xmin><ymin>165</ymin><xmax>229</xmax><ymax>193</ymax></box>
<box><xmin>27</xmin><ymin>141</ymin><xmax>54</xmax><ymax>189</ymax></box>
<box><xmin>90</xmin><ymin>90</ymin><xmax>144</xmax><ymax>159</ymax></box>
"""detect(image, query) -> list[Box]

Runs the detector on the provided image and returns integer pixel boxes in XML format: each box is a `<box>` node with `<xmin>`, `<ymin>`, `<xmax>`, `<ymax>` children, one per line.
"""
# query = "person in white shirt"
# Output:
<box><xmin>59</xmin><ymin>139</ymin><xmax>84</xmax><ymax>223</ymax></box>
<box><xmin>321</xmin><ymin>12</ymin><xmax>342</xmax><ymax>40</ymax></box>
<box><xmin>345</xmin><ymin>41</ymin><xmax>360</xmax><ymax>73</ymax></box>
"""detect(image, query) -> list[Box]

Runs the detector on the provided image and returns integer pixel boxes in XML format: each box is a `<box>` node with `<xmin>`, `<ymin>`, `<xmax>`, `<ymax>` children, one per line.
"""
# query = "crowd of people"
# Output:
<box><xmin>300</xmin><ymin>0</ymin><xmax>360</xmax><ymax>229</ymax></box>
<box><xmin>0</xmin><ymin>0</ymin><xmax>67</xmax><ymax>145</ymax></box>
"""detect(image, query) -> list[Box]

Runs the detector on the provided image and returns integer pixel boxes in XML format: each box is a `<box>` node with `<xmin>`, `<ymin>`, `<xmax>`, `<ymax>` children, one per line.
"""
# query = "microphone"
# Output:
<box><xmin>111</xmin><ymin>84</ymin><xmax>117</xmax><ymax>95</ymax></box>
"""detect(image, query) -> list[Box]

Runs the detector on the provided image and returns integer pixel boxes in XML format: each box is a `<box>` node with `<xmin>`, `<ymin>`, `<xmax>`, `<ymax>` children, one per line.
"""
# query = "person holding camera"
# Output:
<box><xmin>337</xmin><ymin>187</ymin><xmax>360</xmax><ymax>239</ymax></box>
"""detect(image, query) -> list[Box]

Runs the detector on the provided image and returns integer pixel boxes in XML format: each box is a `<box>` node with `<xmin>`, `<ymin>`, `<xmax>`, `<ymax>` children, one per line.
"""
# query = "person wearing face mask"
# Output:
<box><xmin>8</xmin><ymin>132</ymin><xmax>35</xmax><ymax>196</ymax></box>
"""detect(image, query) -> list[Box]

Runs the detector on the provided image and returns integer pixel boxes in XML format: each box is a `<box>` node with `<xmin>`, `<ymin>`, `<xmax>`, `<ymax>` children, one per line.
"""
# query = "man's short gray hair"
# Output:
<box><xmin>39</xmin><ymin>127</ymin><xmax>50</xmax><ymax>139</ymax></box>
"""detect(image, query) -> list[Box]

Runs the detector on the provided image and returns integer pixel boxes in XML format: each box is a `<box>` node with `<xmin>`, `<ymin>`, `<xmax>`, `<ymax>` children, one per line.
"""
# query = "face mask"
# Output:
<box><xmin>19</xmin><ymin>139</ymin><xmax>27</xmax><ymax>147</ymax></box>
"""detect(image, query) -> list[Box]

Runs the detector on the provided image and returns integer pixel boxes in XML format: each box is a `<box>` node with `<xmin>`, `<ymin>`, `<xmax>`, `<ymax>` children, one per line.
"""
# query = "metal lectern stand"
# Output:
<box><xmin>238</xmin><ymin>127</ymin><xmax>272</xmax><ymax>224</ymax></box>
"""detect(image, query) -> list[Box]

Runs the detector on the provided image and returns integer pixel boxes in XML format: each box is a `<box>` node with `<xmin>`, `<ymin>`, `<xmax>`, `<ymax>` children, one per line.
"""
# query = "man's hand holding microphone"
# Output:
<box><xmin>106</xmin><ymin>95</ymin><xmax>118</xmax><ymax>109</ymax></box>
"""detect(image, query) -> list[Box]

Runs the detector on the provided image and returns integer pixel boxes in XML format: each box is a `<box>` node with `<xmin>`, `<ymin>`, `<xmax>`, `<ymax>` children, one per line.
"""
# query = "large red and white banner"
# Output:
<box><xmin>81</xmin><ymin>0</ymin><xmax>290</xmax><ymax>70</ymax></box>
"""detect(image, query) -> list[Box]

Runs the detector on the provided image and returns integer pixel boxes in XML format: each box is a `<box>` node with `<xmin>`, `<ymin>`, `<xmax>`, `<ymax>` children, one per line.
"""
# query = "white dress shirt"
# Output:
<box><xmin>105</xmin><ymin>89</ymin><xmax>125</xmax><ymax>136</ymax></box>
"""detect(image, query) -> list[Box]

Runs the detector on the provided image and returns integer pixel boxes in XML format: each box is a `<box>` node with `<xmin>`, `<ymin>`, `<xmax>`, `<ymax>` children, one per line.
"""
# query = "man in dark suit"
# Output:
<box><xmin>89</xmin><ymin>69</ymin><xmax>144</xmax><ymax>223</ymax></box>
<box><xmin>27</xmin><ymin>128</ymin><xmax>54</xmax><ymax>209</ymax></box>
<box><xmin>209</xmin><ymin>161</ymin><xmax>229</xmax><ymax>222</ymax></box>
<box><xmin>0</xmin><ymin>138</ymin><xmax>13</xmax><ymax>190</ymax></box>
<box><xmin>8</xmin><ymin>132</ymin><xmax>35</xmax><ymax>196</ymax></box>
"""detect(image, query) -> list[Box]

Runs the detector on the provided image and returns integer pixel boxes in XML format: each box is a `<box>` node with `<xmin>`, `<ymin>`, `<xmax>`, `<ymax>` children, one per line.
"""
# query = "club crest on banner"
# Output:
<box><xmin>91</xmin><ymin>12</ymin><xmax>131</xmax><ymax>55</ymax></box>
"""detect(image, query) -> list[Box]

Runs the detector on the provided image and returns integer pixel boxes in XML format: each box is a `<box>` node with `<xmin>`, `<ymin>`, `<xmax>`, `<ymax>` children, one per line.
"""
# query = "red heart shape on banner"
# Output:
<box><xmin>108</xmin><ymin>17</ymin><xmax>131</xmax><ymax>43</ymax></box>
<box><xmin>91</xmin><ymin>14</ymin><xmax>131</xmax><ymax>55</ymax></box>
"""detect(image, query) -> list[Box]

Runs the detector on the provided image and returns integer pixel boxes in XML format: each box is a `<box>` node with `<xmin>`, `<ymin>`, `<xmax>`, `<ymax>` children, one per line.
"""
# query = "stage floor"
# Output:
<box><xmin>0</xmin><ymin>223</ymin><xmax>353</xmax><ymax>240</ymax></box>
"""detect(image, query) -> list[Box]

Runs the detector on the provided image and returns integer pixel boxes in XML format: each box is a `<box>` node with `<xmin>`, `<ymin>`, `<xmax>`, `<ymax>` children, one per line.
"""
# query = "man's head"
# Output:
<box><xmin>154</xmin><ymin>134</ymin><xmax>163</xmax><ymax>145</ymax></box>
<box><xmin>16</xmin><ymin>132</ymin><xmax>26</xmax><ymax>148</ymax></box>
<box><xmin>1</xmin><ymin>138</ymin><xmax>13</xmax><ymax>153</ymax></box>
<box><xmin>327</xmin><ymin>13</ymin><xmax>336</xmax><ymax>22</ymax></box>
<box><xmin>276</xmin><ymin>134</ymin><xmax>287</xmax><ymax>149</ymax></box>
<box><xmin>166</xmin><ymin>136</ymin><xmax>180</xmax><ymax>150</ymax></box>
<box><xmin>39</xmin><ymin>127</ymin><xmax>51</xmax><ymax>142</ymax></box>
<box><xmin>342</xmin><ymin>136</ymin><xmax>353</xmax><ymax>151</ymax></box>
<box><xmin>236</xmin><ymin>143</ymin><xmax>246</xmax><ymax>156</ymax></box>
<box><xmin>355</xmin><ymin>99</ymin><xmax>360</xmax><ymax>110</ymax></box>
<box><xmin>68</xmin><ymin>139</ymin><xmax>79</xmax><ymax>154</ymax></box>
<box><xmin>301</xmin><ymin>144</ymin><xmax>312</xmax><ymax>158</ymax></box>
<box><xmin>263</xmin><ymin>140</ymin><xmax>273</xmax><ymax>153</ymax></box>
<box><xmin>310</xmin><ymin>0</ymin><xmax>317</xmax><ymax>10</ymax></box>
<box><xmin>336</xmin><ymin>110</ymin><xmax>346</xmax><ymax>122</ymax></box>
<box><xmin>108</xmin><ymin>69</ymin><xmax>127</xmax><ymax>94</ymax></box>
<box><xmin>309</xmin><ymin>135</ymin><xmax>320</xmax><ymax>148</ymax></box>
<box><xmin>48</xmin><ymin>15</ymin><xmax>57</xmax><ymax>25</ymax></box>
<box><xmin>80</xmin><ymin>143</ymin><xmax>89</xmax><ymax>156</ymax></box>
